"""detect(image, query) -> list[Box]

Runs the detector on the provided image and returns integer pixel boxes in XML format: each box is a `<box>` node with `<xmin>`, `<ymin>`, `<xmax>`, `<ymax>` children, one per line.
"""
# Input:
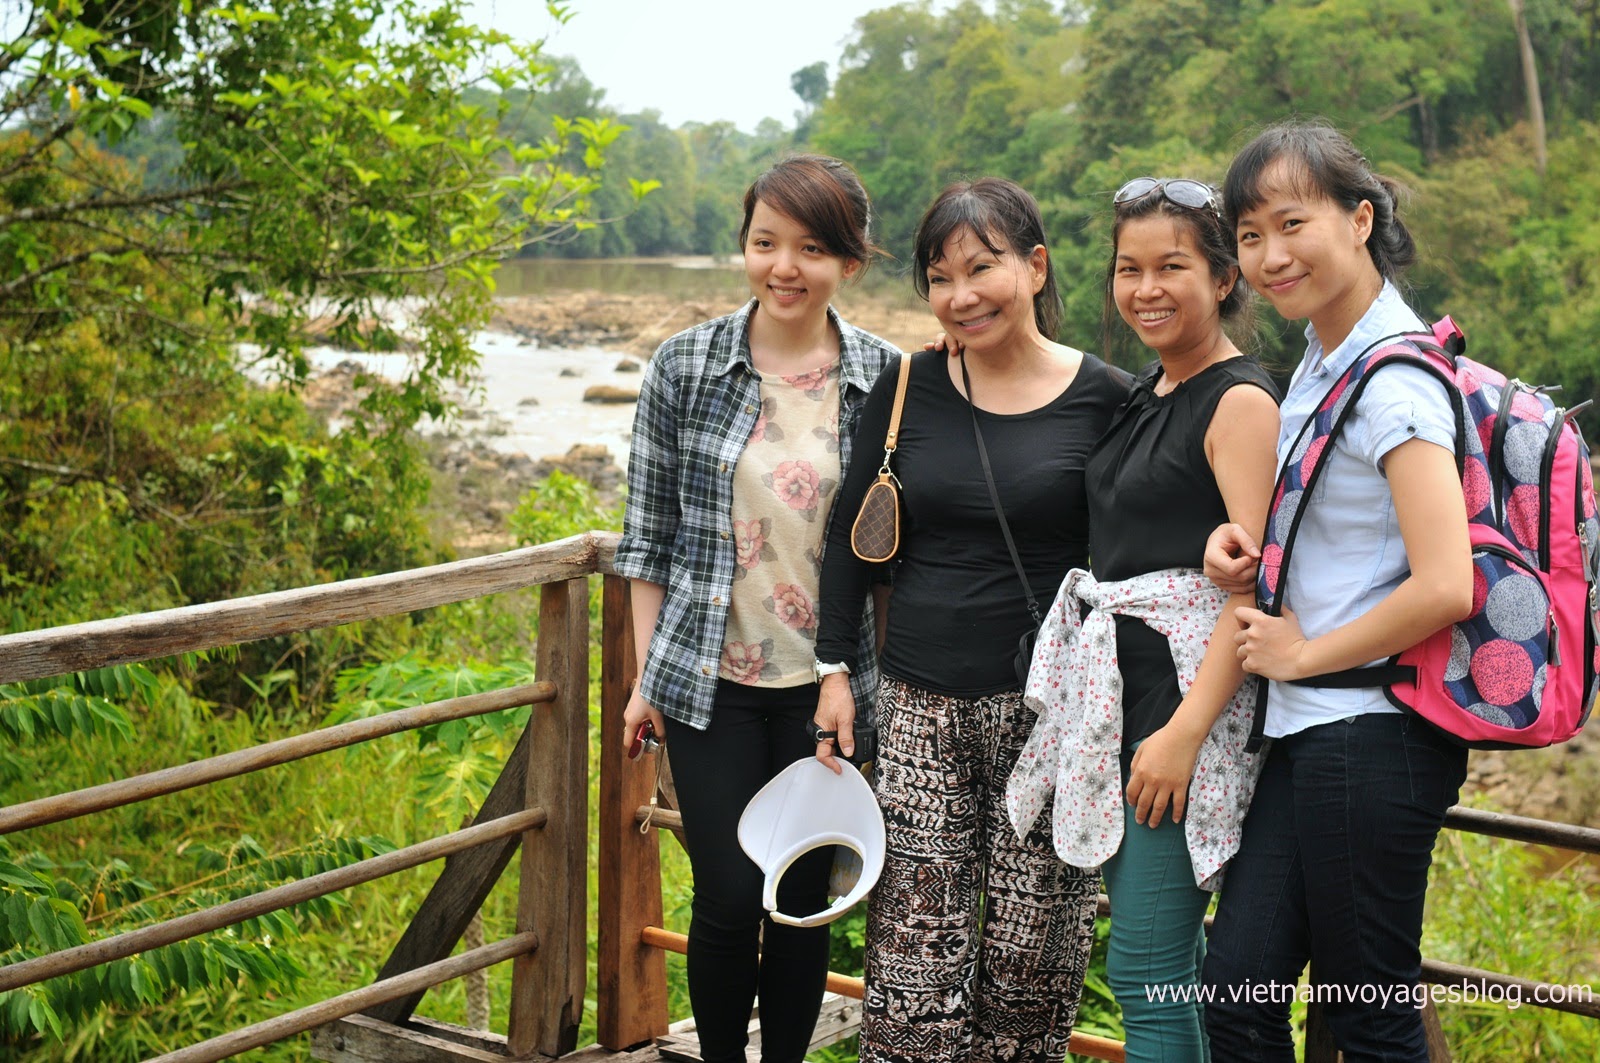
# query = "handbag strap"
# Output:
<box><xmin>959</xmin><ymin>355</ymin><xmax>1043</xmax><ymax>627</ymax></box>
<box><xmin>879</xmin><ymin>355</ymin><xmax>912</xmax><ymax>470</ymax></box>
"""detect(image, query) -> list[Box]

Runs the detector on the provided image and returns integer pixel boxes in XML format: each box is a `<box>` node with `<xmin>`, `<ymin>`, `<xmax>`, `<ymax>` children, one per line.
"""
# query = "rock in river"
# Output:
<box><xmin>582</xmin><ymin>385</ymin><xmax>639</xmax><ymax>404</ymax></box>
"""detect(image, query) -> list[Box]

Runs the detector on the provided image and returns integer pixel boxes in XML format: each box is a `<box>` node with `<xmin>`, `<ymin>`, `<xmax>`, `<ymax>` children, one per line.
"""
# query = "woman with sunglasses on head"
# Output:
<box><xmin>613</xmin><ymin>154</ymin><xmax>898</xmax><ymax>1063</ymax></box>
<box><xmin>812</xmin><ymin>178</ymin><xmax>1128</xmax><ymax>1063</ymax></box>
<box><xmin>1198</xmin><ymin>122</ymin><xmax>1473</xmax><ymax>1060</ymax></box>
<box><xmin>1007</xmin><ymin>176</ymin><xmax>1280</xmax><ymax>1061</ymax></box>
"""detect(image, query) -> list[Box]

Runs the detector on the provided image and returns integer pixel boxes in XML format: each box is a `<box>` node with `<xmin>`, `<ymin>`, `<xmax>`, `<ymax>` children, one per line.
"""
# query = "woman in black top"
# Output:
<box><xmin>1076</xmin><ymin>178</ymin><xmax>1279</xmax><ymax>1059</ymax></box>
<box><xmin>812</xmin><ymin>178</ymin><xmax>1127</xmax><ymax>1063</ymax></box>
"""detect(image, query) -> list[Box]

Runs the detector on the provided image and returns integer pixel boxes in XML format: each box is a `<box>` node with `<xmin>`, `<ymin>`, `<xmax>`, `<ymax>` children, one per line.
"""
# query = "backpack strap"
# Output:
<box><xmin>1245</xmin><ymin>328</ymin><xmax>1467</xmax><ymax>750</ymax></box>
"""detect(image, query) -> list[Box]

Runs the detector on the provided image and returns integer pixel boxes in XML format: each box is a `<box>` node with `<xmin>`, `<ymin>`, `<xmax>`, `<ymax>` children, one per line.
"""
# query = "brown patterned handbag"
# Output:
<box><xmin>850</xmin><ymin>356</ymin><xmax>912</xmax><ymax>562</ymax></box>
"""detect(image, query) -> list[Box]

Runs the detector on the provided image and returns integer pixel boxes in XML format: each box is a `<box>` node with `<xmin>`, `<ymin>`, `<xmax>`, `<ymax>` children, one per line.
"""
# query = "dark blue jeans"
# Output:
<box><xmin>1201</xmin><ymin>713</ymin><xmax>1467</xmax><ymax>1062</ymax></box>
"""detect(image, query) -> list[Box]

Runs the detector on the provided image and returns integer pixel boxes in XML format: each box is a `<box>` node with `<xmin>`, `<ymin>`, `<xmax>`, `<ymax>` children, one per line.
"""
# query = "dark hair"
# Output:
<box><xmin>912</xmin><ymin>178</ymin><xmax>1063</xmax><ymax>338</ymax></box>
<box><xmin>1101</xmin><ymin>183</ymin><xmax>1255</xmax><ymax>360</ymax></box>
<box><xmin>1223</xmin><ymin>120</ymin><xmax>1416</xmax><ymax>281</ymax></box>
<box><xmin>738</xmin><ymin>154</ymin><xmax>882</xmax><ymax>272</ymax></box>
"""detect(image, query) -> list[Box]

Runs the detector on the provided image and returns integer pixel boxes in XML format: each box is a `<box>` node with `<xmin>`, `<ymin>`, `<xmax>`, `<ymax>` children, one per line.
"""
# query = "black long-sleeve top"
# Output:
<box><xmin>815</xmin><ymin>349</ymin><xmax>1129</xmax><ymax>696</ymax></box>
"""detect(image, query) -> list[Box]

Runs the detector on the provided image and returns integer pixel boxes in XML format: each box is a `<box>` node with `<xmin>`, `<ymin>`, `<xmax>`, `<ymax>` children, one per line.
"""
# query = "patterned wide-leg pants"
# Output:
<box><xmin>859</xmin><ymin>678</ymin><xmax>1100</xmax><ymax>1063</ymax></box>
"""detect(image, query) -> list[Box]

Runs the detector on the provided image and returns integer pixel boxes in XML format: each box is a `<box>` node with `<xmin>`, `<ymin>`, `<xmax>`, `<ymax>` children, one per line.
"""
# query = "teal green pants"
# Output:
<box><xmin>1100</xmin><ymin>750</ymin><xmax>1213</xmax><ymax>1063</ymax></box>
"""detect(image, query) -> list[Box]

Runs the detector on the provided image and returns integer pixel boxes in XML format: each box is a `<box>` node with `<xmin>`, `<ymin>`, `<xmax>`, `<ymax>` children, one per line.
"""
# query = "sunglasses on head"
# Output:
<box><xmin>1113</xmin><ymin>177</ymin><xmax>1220</xmax><ymax>216</ymax></box>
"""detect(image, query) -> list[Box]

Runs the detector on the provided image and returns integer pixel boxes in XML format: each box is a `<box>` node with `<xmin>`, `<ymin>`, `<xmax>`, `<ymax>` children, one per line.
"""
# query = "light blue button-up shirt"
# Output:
<box><xmin>1266</xmin><ymin>282</ymin><xmax>1457</xmax><ymax>738</ymax></box>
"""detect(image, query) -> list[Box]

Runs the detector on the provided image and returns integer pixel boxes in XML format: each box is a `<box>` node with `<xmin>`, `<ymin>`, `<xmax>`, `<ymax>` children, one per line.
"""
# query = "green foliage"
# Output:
<box><xmin>508</xmin><ymin>470</ymin><xmax>622</xmax><ymax>547</ymax></box>
<box><xmin>0</xmin><ymin>830</ymin><xmax>393</xmax><ymax>1047</ymax></box>
<box><xmin>1424</xmin><ymin>825</ymin><xmax>1600</xmax><ymax>1058</ymax></box>
<box><xmin>1</xmin><ymin>0</ymin><xmax>627</xmax><ymax>432</ymax></box>
<box><xmin>0</xmin><ymin>665</ymin><xmax>151</xmax><ymax>753</ymax></box>
<box><xmin>325</xmin><ymin>654</ymin><xmax>541</xmax><ymax>827</ymax></box>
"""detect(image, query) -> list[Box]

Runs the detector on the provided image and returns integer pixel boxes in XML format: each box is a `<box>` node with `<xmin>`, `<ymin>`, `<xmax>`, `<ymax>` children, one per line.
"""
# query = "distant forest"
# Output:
<box><xmin>513</xmin><ymin>0</ymin><xmax>1600</xmax><ymax>389</ymax></box>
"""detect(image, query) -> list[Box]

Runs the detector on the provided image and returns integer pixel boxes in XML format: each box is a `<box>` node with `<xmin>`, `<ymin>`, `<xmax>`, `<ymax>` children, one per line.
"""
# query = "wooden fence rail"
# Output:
<box><xmin>0</xmin><ymin>682</ymin><xmax>554</xmax><ymax>835</ymax></box>
<box><xmin>0</xmin><ymin>533</ymin><xmax>615</xmax><ymax>685</ymax></box>
<box><xmin>146</xmin><ymin>934</ymin><xmax>540</xmax><ymax>1063</ymax></box>
<box><xmin>0</xmin><ymin>536</ymin><xmax>615</xmax><ymax>1063</ymax></box>
<box><xmin>0</xmin><ymin>808</ymin><xmax>548</xmax><ymax>994</ymax></box>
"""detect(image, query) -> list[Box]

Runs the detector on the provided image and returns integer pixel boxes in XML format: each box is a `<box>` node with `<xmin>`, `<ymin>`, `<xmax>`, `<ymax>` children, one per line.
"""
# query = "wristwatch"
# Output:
<box><xmin>813</xmin><ymin>659</ymin><xmax>851</xmax><ymax>683</ymax></box>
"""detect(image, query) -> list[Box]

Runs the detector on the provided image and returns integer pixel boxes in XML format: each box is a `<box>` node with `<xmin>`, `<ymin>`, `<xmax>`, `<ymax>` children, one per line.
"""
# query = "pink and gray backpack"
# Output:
<box><xmin>1253</xmin><ymin>317</ymin><xmax>1600</xmax><ymax>750</ymax></box>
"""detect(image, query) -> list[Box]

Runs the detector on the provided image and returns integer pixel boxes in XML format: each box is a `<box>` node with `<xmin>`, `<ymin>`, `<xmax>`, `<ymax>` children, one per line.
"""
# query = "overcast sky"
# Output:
<box><xmin>464</xmin><ymin>0</ymin><xmax>920</xmax><ymax>132</ymax></box>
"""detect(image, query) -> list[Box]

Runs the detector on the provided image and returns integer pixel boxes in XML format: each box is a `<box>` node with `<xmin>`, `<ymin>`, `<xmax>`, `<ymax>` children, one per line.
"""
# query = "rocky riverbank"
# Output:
<box><xmin>488</xmin><ymin>288</ymin><xmax>940</xmax><ymax>357</ymax></box>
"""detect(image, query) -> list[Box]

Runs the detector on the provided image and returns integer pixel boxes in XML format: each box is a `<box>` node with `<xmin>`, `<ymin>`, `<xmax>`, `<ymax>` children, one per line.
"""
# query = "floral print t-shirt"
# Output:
<box><xmin>720</xmin><ymin>362</ymin><xmax>843</xmax><ymax>686</ymax></box>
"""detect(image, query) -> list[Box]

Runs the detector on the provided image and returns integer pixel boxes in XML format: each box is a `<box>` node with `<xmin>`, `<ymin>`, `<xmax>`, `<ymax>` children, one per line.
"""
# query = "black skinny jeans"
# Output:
<box><xmin>663</xmin><ymin>680</ymin><xmax>833</xmax><ymax>1063</ymax></box>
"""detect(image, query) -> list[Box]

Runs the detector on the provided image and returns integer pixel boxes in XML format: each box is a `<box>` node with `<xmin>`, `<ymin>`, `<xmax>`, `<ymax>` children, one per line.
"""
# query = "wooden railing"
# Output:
<box><xmin>0</xmin><ymin>534</ymin><xmax>600</xmax><ymax>1062</ymax></box>
<box><xmin>0</xmin><ymin>529</ymin><xmax>1594</xmax><ymax>1063</ymax></box>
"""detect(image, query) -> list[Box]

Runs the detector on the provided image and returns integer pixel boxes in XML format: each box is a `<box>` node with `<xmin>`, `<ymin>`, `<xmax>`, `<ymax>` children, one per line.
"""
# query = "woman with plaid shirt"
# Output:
<box><xmin>613</xmin><ymin>154</ymin><xmax>898</xmax><ymax>1063</ymax></box>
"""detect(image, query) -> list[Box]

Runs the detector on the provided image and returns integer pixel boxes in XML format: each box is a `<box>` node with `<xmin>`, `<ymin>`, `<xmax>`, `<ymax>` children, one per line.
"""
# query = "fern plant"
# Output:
<box><xmin>0</xmin><ymin>665</ymin><xmax>147</xmax><ymax>757</ymax></box>
<box><xmin>0</xmin><ymin>831</ymin><xmax>394</xmax><ymax>1046</ymax></box>
<box><xmin>326</xmin><ymin>655</ymin><xmax>540</xmax><ymax>828</ymax></box>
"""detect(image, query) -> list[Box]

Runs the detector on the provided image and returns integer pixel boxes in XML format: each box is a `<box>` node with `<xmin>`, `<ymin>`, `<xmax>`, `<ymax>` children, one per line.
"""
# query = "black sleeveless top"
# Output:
<box><xmin>1085</xmin><ymin>356</ymin><xmax>1280</xmax><ymax>749</ymax></box>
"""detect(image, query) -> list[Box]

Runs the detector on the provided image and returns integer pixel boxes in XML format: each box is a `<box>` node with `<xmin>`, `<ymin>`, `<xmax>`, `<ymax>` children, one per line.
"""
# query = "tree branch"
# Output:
<box><xmin>0</xmin><ymin>4</ymin><xmax>45</xmax><ymax>82</ymax></box>
<box><xmin>0</xmin><ymin>180</ymin><xmax>249</xmax><ymax>229</ymax></box>
<box><xmin>0</xmin><ymin>246</ymin><xmax>140</xmax><ymax>297</ymax></box>
<box><xmin>0</xmin><ymin>112</ymin><xmax>82</xmax><ymax>185</ymax></box>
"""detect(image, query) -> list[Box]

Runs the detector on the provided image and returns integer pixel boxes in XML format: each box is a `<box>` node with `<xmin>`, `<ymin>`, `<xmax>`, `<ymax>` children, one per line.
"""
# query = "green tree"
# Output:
<box><xmin>1</xmin><ymin>0</ymin><xmax>631</xmax><ymax>433</ymax></box>
<box><xmin>791</xmin><ymin>60</ymin><xmax>830</xmax><ymax>141</ymax></box>
<box><xmin>791</xmin><ymin>61</ymin><xmax>831</xmax><ymax>114</ymax></box>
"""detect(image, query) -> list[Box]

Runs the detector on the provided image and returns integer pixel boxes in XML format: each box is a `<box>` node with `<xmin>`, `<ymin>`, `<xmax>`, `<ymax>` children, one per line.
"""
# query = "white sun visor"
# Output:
<box><xmin>737</xmin><ymin>758</ymin><xmax>886</xmax><ymax>928</ymax></box>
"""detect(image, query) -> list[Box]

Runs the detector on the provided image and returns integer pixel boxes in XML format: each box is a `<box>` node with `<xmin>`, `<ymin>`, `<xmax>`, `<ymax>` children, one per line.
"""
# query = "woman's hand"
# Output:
<box><xmin>1205</xmin><ymin>522</ymin><xmax>1262</xmax><ymax>594</ymax></box>
<box><xmin>1126</xmin><ymin>724</ymin><xmax>1202</xmax><ymax>827</ymax></box>
<box><xmin>622</xmin><ymin>682</ymin><xmax>667</xmax><ymax>756</ymax></box>
<box><xmin>1234</xmin><ymin>606</ymin><xmax>1312</xmax><ymax>680</ymax></box>
<box><xmin>813</xmin><ymin>673</ymin><xmax>858</xmax><ymax>775</ymax></box>
<box><xmin>922</xmin><ymin>331</ymin><xmax>963</xmax><ymax>357</ymax></box>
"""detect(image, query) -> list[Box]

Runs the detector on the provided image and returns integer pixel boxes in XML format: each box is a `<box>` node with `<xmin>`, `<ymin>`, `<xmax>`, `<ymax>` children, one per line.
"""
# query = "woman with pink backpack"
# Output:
<box><xmin>1198</xmin><ymin>121</ymin><xmax>1474</xmax><ymax>1059</ymax></box>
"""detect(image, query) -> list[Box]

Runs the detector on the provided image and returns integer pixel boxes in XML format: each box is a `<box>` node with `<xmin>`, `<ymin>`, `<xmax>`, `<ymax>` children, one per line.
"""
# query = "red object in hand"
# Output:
<box><xmin>627</xmin><ymin>720</ymin><xmax>660</xmax><ymax>760</ymax></box>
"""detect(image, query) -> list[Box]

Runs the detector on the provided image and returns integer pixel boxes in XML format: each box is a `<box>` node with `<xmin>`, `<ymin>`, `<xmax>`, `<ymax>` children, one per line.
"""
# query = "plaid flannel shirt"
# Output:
<box><xmin>615</xmin><ymin>300</ymin><xmax>898</xmax><ymax>729</ymax></box>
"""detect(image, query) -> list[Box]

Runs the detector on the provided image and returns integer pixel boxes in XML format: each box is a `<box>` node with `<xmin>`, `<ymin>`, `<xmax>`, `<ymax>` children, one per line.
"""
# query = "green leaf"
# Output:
<box><xmin>0</xmin><ymin>863</ymin><xmax>51</xmax><ymax>890</ymax></box>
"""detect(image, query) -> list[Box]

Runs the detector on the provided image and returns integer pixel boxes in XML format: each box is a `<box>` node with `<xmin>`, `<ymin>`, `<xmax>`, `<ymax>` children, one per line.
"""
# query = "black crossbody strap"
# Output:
<box><xmin>960</xmin><ymin>355</ymin><xmax>1043</xmax><ymax>626</ymax></box>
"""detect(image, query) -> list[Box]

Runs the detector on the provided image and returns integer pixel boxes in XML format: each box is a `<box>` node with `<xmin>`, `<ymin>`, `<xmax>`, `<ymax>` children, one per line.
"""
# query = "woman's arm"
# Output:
<box><xmin>615</xmin><ymin>349</ymin><xmax>680</xmax><ymax>749</ymax></box>
<box><xmin>1234</xmin><ymin>436</ymin><xmax>1473</xmax><ymax>678</ymax></box>
<box><xmin>815</xmin><ymin>358</ymin><xmax>901</xmax><ymax>670</ymax></box>
<box><xmin>1126</xmin><ymin>382</ymin><xmax>1279</xmax><ymax>826</ymax></box>
<box><xmin>814</xmin><ymin>357</ymin><xmax>902</xmax><ymax>770</ymax></box>
<box><xmin>623</xmin><ymin>579</ymin><xmax>668</xmax><ymax>749</ymax></box>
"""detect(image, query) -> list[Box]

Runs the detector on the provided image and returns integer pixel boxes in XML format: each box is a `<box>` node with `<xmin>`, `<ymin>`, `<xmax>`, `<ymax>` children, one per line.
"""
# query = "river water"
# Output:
<box><xmin>297</xmin><ymin>259</ymin><xmax>760</xmax><ymax>468</ymax></box>
<box><xmin>297</xmin><ymin>257</ymin><xmax>926</xmax><ymax>469</ymax></box>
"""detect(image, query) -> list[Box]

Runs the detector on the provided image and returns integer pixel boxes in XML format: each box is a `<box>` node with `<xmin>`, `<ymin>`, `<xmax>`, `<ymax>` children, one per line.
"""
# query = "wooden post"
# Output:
<box><xmin>1421</xmin><ymin>997</ymin><xmax>1454</xmax><ymax>1061</ymax></box>
<box><xmin>596</xmin><ymin>575</ymin><xmax>669</xmax><ymax>1049</ymax></box>
<box><xmin>509</xmin><ymin>577</ymin><xmax>590</xmax><ymax>1058</ymax></box>
<box><xmin>1304</xmin><ymin>990</ymin><xmax>1453</xmax><ymax>1062</ymax></box>
<box><xmin>1303</xmin><ymin>998</ymin><xmax>1339</xmax><ymax>1062</ymax></box>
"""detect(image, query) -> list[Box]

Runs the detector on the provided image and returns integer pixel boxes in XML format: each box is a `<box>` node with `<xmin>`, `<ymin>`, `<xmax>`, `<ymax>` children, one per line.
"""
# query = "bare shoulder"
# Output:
<box><xmin>1213</xmin><ymin>380</ymin><xmax>1280</xmax><ymax>421</ymax></box>
<box><xmin>1206</xmin><ymin>380</ymin><xmax>1280</xmax><ymax>466</ymax></box>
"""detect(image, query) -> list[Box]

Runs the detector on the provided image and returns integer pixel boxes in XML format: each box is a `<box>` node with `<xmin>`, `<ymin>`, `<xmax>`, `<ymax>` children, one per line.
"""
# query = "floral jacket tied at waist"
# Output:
<box><xmin>1004</xmin><ymin>567</ymin><xmax>1264</xmax><ymax>891</ymax></box>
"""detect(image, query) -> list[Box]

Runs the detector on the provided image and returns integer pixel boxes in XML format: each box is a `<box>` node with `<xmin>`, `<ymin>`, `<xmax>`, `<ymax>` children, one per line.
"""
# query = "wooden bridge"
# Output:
<box><xmin>0</xmin><ymin>531</ymin><xmax>1596</xmax><ymax>1062</ymax></box>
